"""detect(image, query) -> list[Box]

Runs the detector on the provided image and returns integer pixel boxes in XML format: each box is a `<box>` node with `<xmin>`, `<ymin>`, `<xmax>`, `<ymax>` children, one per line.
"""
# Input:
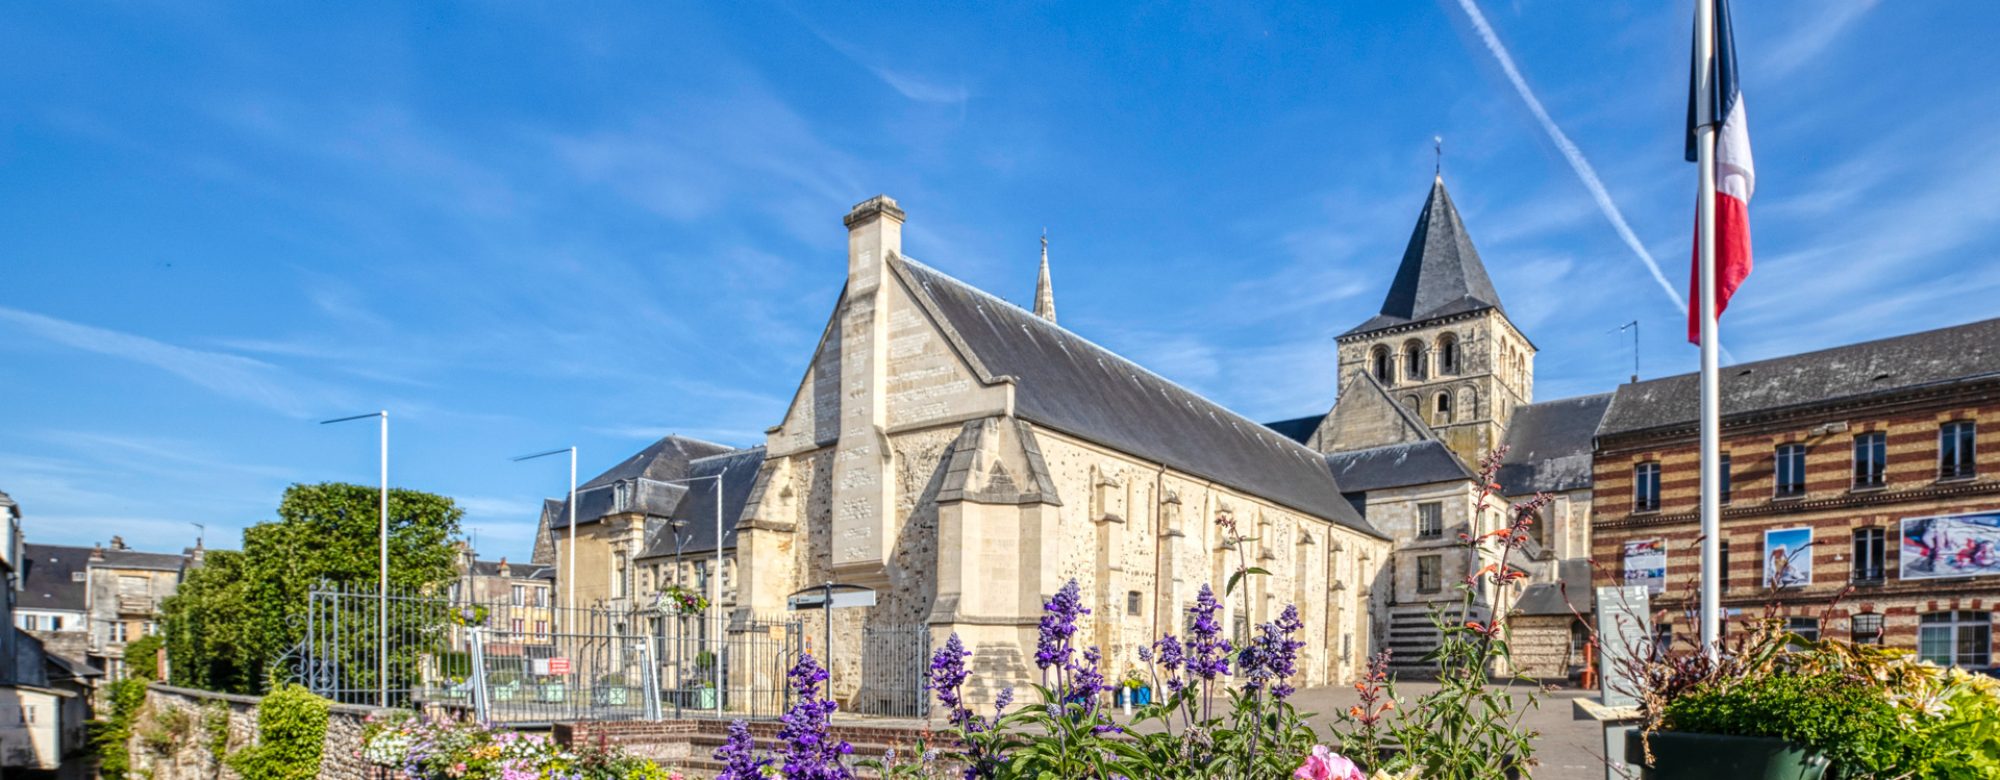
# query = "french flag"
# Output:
<box><xmin>1685</xmin><ymin>0</ymin><xmax>1754</xmax><ymax>344</ymax></box>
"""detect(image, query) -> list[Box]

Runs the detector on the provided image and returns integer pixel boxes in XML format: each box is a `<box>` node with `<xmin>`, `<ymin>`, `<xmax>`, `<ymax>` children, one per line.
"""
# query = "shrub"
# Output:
<box><xmin>1664</xmin><ymin>672</ymin><xmax>1916</xmax><ymax>778</ymax></box>
<box><xmin>94</xmin><ymin>677</ymin><xmax>151</xmax><ymax>780</ymax></box>
<box><xmin>124</xmin><ymin>634</ymin><xmax>166</xmax><ymax>681</ymax></box>
<box><xmin>227</xmin><ymin>683</ymin><xmax>328</xmax><ymax>780</ymax></box>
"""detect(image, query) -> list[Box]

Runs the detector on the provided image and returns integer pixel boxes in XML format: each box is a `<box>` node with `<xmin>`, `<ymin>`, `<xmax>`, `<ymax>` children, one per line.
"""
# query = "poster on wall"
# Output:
<box><xmin>1901</xmin><ymin>510</ymin><xmax>2000</xmax><ymax>580</ymax></box>
<box><xmin>1764</xmin><ymin>527</ymin><xmax>1813</xmax><ymax>588</ymax></box>
<box><xmin>1623</xmin><ymin>539</ymin><xmax>1666</xmax><ymax>595</ymax></box>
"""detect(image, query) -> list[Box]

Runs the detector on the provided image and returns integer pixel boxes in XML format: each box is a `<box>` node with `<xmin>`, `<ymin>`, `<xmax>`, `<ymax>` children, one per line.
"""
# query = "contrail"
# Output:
<box><xmin>1454</xmin><ymin>0</ymin><xmax>1688</xmax><ymax>314</ymax></box>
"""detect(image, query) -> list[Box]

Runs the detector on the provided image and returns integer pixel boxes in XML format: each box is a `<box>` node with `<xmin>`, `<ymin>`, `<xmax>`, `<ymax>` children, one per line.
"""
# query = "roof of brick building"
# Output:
<box><xmin>1598</xmin><ymin>317</ymin><xmax>2000</xmax><ymax>437</ymax></box>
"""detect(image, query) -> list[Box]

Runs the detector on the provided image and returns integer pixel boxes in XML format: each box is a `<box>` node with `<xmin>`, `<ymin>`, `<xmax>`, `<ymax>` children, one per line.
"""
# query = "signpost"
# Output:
<box><xmin>787</xmin><ymin>582</ymin><xmax>878</xmax><ymax>671</ymax></box>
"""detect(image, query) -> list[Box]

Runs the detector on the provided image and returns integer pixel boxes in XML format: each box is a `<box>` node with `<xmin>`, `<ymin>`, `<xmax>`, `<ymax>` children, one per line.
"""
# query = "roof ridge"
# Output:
<box><xmin>897</xmin><ymin>256</ymin><xmax>1333</xmax><ymax>464</ymax></box>
<box><xmin>1629</xmin><ymin>316</ymin><xmax>2000</xmax><ymax>387</ymax></box>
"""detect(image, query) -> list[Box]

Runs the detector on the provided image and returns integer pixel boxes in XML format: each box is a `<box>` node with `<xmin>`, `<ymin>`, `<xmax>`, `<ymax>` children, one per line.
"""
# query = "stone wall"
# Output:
<box><xmin>1506</xmin><ymin>615</ymin><xmax>1580</xmax><ymax>681</ymax></box>
<box><xmin>132</xmin><ymin>684</ymin><xmax>378</xmax><ymax>780</ymax></box>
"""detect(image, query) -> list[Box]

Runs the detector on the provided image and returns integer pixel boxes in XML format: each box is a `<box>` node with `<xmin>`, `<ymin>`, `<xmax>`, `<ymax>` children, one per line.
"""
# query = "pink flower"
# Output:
<box><xmin>1294</xmin><ymin>745</ymin><xmax>1365</xmax><ymax>780</ymax></box>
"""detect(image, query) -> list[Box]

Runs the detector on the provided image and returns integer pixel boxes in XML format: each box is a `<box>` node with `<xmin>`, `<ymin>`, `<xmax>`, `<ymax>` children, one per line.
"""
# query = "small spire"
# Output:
<box><xmin>1434</xmin><ymin>135</ymin><xmax>1443</xmax><ymax>180</ymax></box>
<box><xmin>1034</xmin><ymin>229</ymin><xmax>1057</xmax><ymax>323</ymax></box>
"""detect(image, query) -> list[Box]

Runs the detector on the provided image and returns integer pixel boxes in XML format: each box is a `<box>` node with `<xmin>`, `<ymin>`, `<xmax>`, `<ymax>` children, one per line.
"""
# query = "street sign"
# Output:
<box><xmin>787</xmin><ymin>590</ymin><xmax>877</xmax><ymax>610</ymax></box>
<box><xmin>546</xmin><ymin>657</ymin><xmax>572</xmax><ymax>675</ymax></box>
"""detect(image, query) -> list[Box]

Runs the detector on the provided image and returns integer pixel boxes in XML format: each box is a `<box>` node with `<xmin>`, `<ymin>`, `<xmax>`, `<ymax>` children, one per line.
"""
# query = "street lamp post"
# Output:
<box><xmin>320</xmin><ymin>410</ymin><xmax>388</xmax><ymax>707</ymax></box>
<box><xmin>513</xmin><ymin>447</ymin><xmax>578</xmax><ymax>625</ymax></box>
<box><xmin>659</xmin><ymin>474</ymin><xmax>726</xmax><ymax>705</ymax></box>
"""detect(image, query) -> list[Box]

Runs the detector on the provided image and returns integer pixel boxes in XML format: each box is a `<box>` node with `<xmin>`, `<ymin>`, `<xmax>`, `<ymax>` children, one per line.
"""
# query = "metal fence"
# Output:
<box><xmin>851</xmin><ymin>624</ymin><xmax>931</xmax><ymax>718</ymax></box>
<box><xmin>289</xmin><ymin>582</ymin><xmax>805</xmax><ymax>723</ymax></box>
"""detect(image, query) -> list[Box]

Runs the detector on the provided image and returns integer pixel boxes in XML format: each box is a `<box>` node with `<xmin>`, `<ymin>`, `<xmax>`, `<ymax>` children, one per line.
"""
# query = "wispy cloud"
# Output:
<box><xmin>1763</xmin><ymin>1</ymin><xmax>1879</xmax><ymax>79</ymax></box>
<box><xmin>1454</xmin><ymin>0</ymin><xmax>1687</xmax><ymax>316</ymax></box>
<box><xmin>807</xmin><ymin>27</ymin><xmax>969</xmax><ymax>107</ymax></box>
<box><xmin>0</xmin><ymin>306</ymin><xmax>343</xmax><ymax>418</ymax></box>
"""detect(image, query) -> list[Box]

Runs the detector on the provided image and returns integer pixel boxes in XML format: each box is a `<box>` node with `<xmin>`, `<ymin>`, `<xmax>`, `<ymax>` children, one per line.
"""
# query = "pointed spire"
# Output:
<box><xmin>1034</xmin><ymin>229</ymin><xmax>1057</xmax><ymax>323</ymax></box>
<box><xmin>1378</xmin><ymin>177</ymin><xmax>1503</xmax><ymax>321</ymax></box>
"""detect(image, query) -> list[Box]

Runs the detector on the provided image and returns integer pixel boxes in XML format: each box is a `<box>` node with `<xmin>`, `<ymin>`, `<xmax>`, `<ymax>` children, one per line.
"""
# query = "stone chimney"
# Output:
<box><xmin>498</xmin><ymin>557</ymin><xmax>511</xmax><ymax>578</ymax></box>
<box><xmin>90</xmin><ymin>543</ymin><xmax>105</xmax><ymax>562</ymax></box>
<box><xmin>109</xmin><ymin>535</ymin><xmax>127</xmax><ymax>551</ymax></box>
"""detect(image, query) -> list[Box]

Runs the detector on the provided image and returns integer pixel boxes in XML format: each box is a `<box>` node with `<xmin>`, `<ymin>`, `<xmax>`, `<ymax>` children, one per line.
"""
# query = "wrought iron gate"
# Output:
<box><xmin>851</xmin><ymin>624</ymin><xmax>931</xmax><ymax>718</ymax></box>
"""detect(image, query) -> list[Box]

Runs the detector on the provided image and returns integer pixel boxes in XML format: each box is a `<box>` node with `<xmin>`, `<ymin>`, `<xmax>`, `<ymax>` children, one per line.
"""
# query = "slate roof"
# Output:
<box><xmin>1513</xmin><ymin>559</ymin><xmax>1594</xmax><ymax>617</ymax></box>
<box><xmin>1496</xmin><ymin>393</ymin><xmax>1613</xmax><ymax>496</ymax></box>
<box><xmin>638</xmin><ymin>446</ymin><xmax>766</xmax><ymax>559</ymax></box>
<box><xmin>19</xmin><ymin>544</ymin><xmax>89</xmax><ymax>614</ymax></box>
<box><xmin>1261</xmin><ymin>415</ymin><xmax>1325</xmax><ymax>445</ymax></box>
<box><xmin>1343</xmin><ymin>179</ymin><xmax>1506</xmax><ymax>339</ymax></box>
<box><xmin>1323</xmin><ymin>441</ymin><xmax>1475</xmax><ymax>493</ymax></box>
<box><xmin>895</xmin><ymin>257</ymin><xmax>1381</xmax><ymax>538</ymax></box>
<box><xmin>96</xmin><ymin>548</ymin><xmax>187</xmax><ymax>573</ymax></box>
<box><xmin>553</xmin><ymin>435</ymin><xmax>735</xmax><ymax>527</ymax></box>
<box><xmin>469</xmin><ymin>559</ymin><xmax>539</xmax><ymax>578</ymax></box>
<box><xmin>1598</xmin><ymin>317</ymin><xmax>2000</xmax><ymax>438</ymax></box>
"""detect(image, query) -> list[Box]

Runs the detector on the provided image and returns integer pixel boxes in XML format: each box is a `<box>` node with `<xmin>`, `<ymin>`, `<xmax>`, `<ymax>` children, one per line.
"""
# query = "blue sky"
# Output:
<box><xmin>5</xmin><ymin>1</ymin><xmax>1998</xmax><ymax>558</ymax></box>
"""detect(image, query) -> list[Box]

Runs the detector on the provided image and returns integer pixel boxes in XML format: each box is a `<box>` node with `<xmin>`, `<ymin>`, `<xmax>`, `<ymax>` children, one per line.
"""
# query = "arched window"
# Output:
<box><xmin>1403</xmin><ymin>340</ymin><xmax>1427</xmax><ymax>381</ymax></box>
<box><xmin>1438</xmin><ymin>333</ymin><xmax>1460</xmax><ymax>374</ymax></box>
<box><xmin>1434</xmin><ymin>392</ymin><xmax>1452</xmax><ymax>425</ymax></box>
<box><xmin>1371</xmin><ymin>346</ymin><xmax>1392</xmax><ymax>384</ymax></box>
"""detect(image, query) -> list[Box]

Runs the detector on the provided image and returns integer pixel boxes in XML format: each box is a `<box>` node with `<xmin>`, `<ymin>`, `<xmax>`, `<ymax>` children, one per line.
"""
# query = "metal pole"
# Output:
<box><xmin>1694</xmin><ymin>0</ymin><xmax>1723</xmax><ymax>657</ymax></box>
<box><xmin>823</xmin><ymin>581</ymin><xmax>832</xmax><ymax>672</ymax></box>
<box><xmin>569</xmin><ymin>447</ymin><xmax>578</xmax><ymax>622</ymax></box>
<box><xmin>379</xmin><ymin>410</ymin><xmax>389</xmax><ymax>707</ymax></box>
<box><xmin>714</xmin><ymin>475</ymin><xmax>724</xmax><ymax>708</ymax></box>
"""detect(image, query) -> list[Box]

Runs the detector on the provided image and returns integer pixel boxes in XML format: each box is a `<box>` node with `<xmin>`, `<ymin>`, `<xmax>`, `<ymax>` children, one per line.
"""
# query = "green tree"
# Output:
<box><xmin>161</xmin><ymin>483</ymin><xmax>464</xmax><ymax>694</ymax></box>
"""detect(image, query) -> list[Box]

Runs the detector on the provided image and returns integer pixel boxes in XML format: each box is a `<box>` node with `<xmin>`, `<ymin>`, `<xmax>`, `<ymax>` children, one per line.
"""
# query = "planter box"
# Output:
<box><xmin>1626</xmin><ymin>731</ymin><xmax>1830</xmax><ymax>780</ymax></box>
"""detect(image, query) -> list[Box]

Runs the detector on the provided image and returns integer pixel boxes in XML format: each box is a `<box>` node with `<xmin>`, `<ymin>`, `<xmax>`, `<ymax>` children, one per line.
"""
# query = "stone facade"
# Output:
<box><xmin>1334</xmin><ymin>308</ymin><xmax>1534</xmax><ymax>469</ymax></box>
<box><xmin>130</xmin><ymin>684</ymin><xmax>375</xmax><ymax>780</ymax></box>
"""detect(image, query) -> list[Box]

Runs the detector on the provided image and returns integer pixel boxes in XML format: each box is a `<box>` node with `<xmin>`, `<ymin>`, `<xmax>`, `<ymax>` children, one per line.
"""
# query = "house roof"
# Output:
<box><xmin>19</xmin><ymin>544</ymin><xmax>89</xmax><ymax>614</ymax></box>
<box><xmin>638</xmin><ymin>446</ymin><xmax>767</xmax><ymax>559</ymax></box>
<box><xmin>580</xmin><ymin>435</ymin><xmax>736</xmax><ymax>491</ymax></box>
<box><xmin>1496</xmin><ymin>393</ymin><xmax>1613</xmax><ymax>496</ymax></box>
<box><xmin>1323</xmin><ymin>441</ymin><xmax>1474</xmax><ymax>493</ymax></box>
<box><xmin>1261</xmin><ymin>415</ymin><xmax>1325</xmax><ymax>445</ymax></box>
<box><xmin>1343</xmin><ymin>178</ymin><xmax>1505</xmax><ymax>339</ymax></box>
<box><xmin>1513</xmin><ymin>559</ymin><xmax>1594</xmax><ymax>617</ymax></box>
<box><xmin>551</xmin><ymin>435</ymin><xmax>737</xmax><ymax>527</ymax></box>
<box><xmin>895</xmin><ymin>257</ymin><xmax>1381</xmax><ymax>538</ymax></box>
<box><xmin>96</xmin><ymin>548</ymin><xmax>187</xmax><ymax>573</ymax></box>
<box><xmin>1597</xmin><ymin>317</ymin><xmax>2000</xmax><ymax>438</ymax></box>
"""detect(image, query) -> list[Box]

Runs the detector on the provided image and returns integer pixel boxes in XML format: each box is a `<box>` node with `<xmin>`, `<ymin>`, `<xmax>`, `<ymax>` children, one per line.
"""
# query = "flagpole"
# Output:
<box><xmin>1695</xmin><ymin>0</ymin><xmax>1723</xmax><ymax>656</ymax></box>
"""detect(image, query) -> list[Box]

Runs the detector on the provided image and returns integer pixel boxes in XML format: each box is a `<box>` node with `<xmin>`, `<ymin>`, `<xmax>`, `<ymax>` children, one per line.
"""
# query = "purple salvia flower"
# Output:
<box><xmin>929</xmin><ymin>633</ymin><xmax>973</xmax><ymax>728</ymax></box>
<box><xmin>777</xmin><ymin>653</ymin><xmax>853</xmax><ymax>779</ymax></box>
<box><xmin>713</xmin><ymin>719</ymin><xmax>770</xmax><ymax>780</ymax></box>
<box><xmin>1035</xmin><ymin>579</ymin><xmax>1089</xmax><ymax>672</ymax></box>
<box><xmin>1184</xmin><ymin>585</ymin><xmax>1232</xmax><ymax>681</ymax></box>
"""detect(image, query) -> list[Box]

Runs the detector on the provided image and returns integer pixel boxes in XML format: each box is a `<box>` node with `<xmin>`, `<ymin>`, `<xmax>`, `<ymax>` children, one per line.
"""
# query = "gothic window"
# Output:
<box><xmin>1438</xmin><ymin>333</ymin><xmax>1460</xmax><ymax>374</ymax></box>
<box><xmin>1371</xmin><ymin>346</ymin><xmax>1393</xmax><ymax>384</ymax></box>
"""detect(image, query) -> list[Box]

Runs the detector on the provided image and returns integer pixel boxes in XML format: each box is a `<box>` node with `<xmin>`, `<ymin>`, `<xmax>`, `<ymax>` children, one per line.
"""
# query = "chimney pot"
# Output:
<box><xmin>843</xmin><ymin>195</ymin><xmax>905</xmax><ymax>229</ymax></box>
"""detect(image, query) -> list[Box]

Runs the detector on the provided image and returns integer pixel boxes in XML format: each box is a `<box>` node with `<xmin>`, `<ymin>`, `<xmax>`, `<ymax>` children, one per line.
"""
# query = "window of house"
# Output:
<box><xmin>1126</xmin><ymin>591</ymin><xmax>1142</xmax><ymax>616</ymax></box>
<box><xmin>1404</xmin><ymin>342</ymin><xmax>1426</xmax><ymax>381</ymax></box>
<box><xmin>1416</xmin><ymin>555</ymin><xmax>1442</xmax><ymax>594</ymax></box>
<box><xmin>1852</xmin><ymin>527</ymin><xmax>1886</xmax><ymax>584</ymax></box>
<box><xmin>1719</xmin><ymin>454</ymin><xmax>1733</xmax><ymax>504</ymax></box>
<box><xmin>1787</xmin><ymin>617</ymin><xmax>1821</xmax><ymax>643</ymax></box>
<box><xmin>111</xmin><ymin>622</ymin><xmax>128</xmax><ymax>643</ymax></box>
<box><xmin>535</xmin><ymin>620</ymin><xmax>548</xmax><ymax>638</ymax></box>
<box><xmin>1633</xmin><ymin>462</ymin><xmax>1662</xmax><ymax>513</ymax></box>
<box><xmin>1372</xmin><ymin>347</ymin><xmax>1392</xmax><ymax>384</ymax></box>
<box><xmin>1853</xmin><ymin>432</ymin><xmax>1887</xmax><ymax>489</ymax></box>
<box><xmin>1920</xmin><ymin>611</ymin><xmax>1992</xmax><ymax>667</ymax></box>
<box><xmin>1942</xmin><ymin>421</ymin><xmax>1978</xmax><ymax>480</ymax></box>
<box><xmin>512</xmin><ymin>585</ymin><xmax>526</xmax><ymax>607</ymax></box>
<box><xmin>1417</xmin><ymin>502</ymin><xmax>1443</xmax><ymax>540</ymax></box>
<box><xmin>1439</xmin><ymin>335</ymin><xmax>1460</xmax><ymax>374</ymax></box>
<box><xmin>1852</xmin><ymin>613</ymin><xmax>1884</xmax><ymax>645</ymax></box>
<box><xmin>1719</xmin><ymin>541</ymin><xmax>1731</xmax><ymax>589</ymax></box>
<box><xmin>1654</xmin><ymin>623</ymin><xmax>1674</xmax><ymax>658</ymax></box>
<box><xmin>512</xmin><ymin>618</ymin><xmax>524</xmax><ymax>634</ymax></box>
<box><xmin>1775</xmin><ymin>444</ymin><xmax>1807</xmax><ymax>498</ymax></box>
<box><xmin>50</xmin><ymin>616</ymin><xmax>64</xmax><ymax>631</ymax></box>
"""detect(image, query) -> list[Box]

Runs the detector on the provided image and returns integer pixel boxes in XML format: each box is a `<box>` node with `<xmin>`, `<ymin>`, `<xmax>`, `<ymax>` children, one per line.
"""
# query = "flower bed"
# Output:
<box><xmin>359</xmin><ymin>713</ymin><xmax>682</xmax><ymax>780</ymax></box>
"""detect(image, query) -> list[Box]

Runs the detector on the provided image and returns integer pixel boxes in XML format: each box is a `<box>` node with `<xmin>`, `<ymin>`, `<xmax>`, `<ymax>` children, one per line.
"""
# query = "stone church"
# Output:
<box><xmin>541</xmin><ymin>179</ymin><xmax>1607</xmax><ymax>703</ymax></box>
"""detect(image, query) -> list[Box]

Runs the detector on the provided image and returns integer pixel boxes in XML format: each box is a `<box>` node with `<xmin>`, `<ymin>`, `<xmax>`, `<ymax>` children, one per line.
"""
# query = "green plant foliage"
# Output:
<box><xmin>161</xmin><ymin>482</ymin><xmax>464</xmax><ymax>694</ymax></box>
<box><xmin>1665</xmin><ymin>673</ymin><xmax>1917</xmax><ymax>778</ymax></box>
<box><xmin>203</xmin><ymin>700</ymin><xmax>233</xmax><ymax>761</ymax></box>
<box><xmin>94</xmin><ymin>677</ymin><xmax>150</xmax><ymax>780</ymax></box>
<box><xmin>227</xmin><ymin>684</ymin><xmax>329</xmax><ymax>780</ymax></box>
<box><xmin>123</xmin><ymin>634</ymin><xmax>166</xmax><ymax>681</ymax></box>
<box><xmin>136</xmin><ymin>705</ymin><xmax>194</xmax><ymax>755</ymax></box>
